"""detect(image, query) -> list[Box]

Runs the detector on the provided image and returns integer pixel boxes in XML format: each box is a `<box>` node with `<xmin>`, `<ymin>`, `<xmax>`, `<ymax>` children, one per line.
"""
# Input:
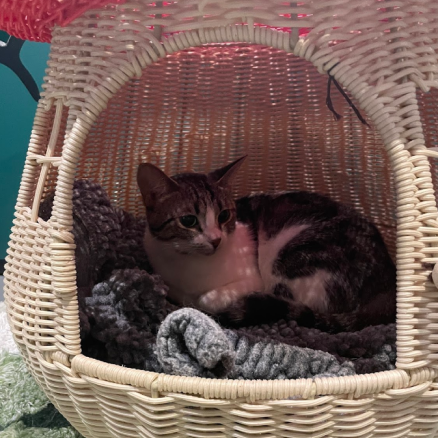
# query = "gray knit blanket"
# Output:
<box><xmin>40</xmin><ymin>180</ymin><xmax>396</xmax><ymax>380</ymax></box>
<box><xmin>158</xmin><ymin>308</ymin><xmax>357</xmax><ymax>379</ymax></box>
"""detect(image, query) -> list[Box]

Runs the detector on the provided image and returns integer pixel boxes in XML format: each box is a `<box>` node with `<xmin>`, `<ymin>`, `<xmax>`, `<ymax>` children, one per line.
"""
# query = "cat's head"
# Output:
<box><xmin>137</xmin><ymin>156</ymin><xmax>246</xmax><ymax>256</ymax></box>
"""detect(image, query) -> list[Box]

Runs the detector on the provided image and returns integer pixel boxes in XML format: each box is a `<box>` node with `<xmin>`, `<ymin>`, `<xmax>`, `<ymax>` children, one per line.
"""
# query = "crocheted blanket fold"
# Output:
<box><xmin>39</xmin><ymin>180</ymin><xmax>396</xmax><ymax>380</ymax></box>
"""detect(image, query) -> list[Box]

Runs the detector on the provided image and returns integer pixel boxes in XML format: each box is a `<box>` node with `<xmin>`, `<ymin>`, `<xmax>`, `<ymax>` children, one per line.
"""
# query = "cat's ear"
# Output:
<box><xmin>137</xmin><ymin>163</ymin><xmax>179</xmax><ymax>207</ymax></box>
<box><xmin>209</xmin><ymin>155</ymin><xmax>247</xmax><ymax>187</ymax></box>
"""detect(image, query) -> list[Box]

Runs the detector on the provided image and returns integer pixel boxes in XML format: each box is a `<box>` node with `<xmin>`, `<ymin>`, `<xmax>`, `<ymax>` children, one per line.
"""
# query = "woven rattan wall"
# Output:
<box><xmin>6</xmin><ymin>1</ymin><xmax>438</xmax><ymax>437</ymax></box>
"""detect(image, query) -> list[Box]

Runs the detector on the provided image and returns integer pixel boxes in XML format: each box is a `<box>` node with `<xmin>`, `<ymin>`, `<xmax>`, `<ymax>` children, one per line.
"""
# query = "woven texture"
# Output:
<box><xmin>0</xmin><ymin>0</ymin><xmax>127</xmax><ymax>42</ymax></box>
<box><xmin>0</xmin><ymin>306</ymin><xmax>81</xmax><ymax>437</ymax></box>
<box><xmin>5</xmin><ymin>0</ymin><xmax>438</xmax><ymax>437</ymax></box>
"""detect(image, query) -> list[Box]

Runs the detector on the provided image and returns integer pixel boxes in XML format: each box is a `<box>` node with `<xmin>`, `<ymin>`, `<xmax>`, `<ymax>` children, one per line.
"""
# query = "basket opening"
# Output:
<box><xmin>71</xmin><ymin>43</ymin><xmax>397</xmax><ymax>257</ymax></box>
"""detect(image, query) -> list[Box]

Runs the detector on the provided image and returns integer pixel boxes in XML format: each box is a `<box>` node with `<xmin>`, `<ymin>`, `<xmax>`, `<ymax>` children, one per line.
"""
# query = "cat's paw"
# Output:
<box><xmin>214</xmin><ymin>294</ymin><xmax>318</xmax><ymax>328</ymax></box>
<box><xmin>213</xmin><ymin>294</ymin><xmax>290</xmax><ymax>327</ymax></box>
<box><xmin>198</xmin><ymin>288</ymin><xmax>237</xmax><ymax>313</ymax></box>
<box><xmin>198</xmin><ymin>281</ymin><xmax>258</xmax><ymax>313</ymax></box>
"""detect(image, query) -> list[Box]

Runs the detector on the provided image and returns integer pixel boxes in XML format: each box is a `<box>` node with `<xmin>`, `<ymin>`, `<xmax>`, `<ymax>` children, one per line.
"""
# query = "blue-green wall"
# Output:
<box><xmin>0</xmin><ymin>38</ymin><xmax>50</xmax><ymax>257</ymax></box>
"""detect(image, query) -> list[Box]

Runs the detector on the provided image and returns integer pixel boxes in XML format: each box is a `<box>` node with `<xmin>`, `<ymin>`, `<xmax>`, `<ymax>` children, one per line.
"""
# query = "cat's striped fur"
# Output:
<box><xmin>137</xmin><ymin>157</ymin><xmax>396</xmax><ymax>333</ymax></box>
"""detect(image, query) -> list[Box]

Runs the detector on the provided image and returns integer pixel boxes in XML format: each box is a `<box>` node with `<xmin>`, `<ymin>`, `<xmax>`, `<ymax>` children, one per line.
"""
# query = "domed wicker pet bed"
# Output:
<box><xmin>5</xmin><ymin>0</ymin><xmax>438</xmax><ymax>437</ymax></box>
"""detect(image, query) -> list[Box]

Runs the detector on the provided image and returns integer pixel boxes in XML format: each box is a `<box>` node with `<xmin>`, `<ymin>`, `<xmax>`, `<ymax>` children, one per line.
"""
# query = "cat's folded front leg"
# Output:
<box><xmin>197</xmin><ymin>280</ymin><xmax>262</xmax><ymax>314</ymax></box>
<box><xmin>213</xmin><ymin>293</ymin><xmax>316</xmax><ymax>328</ymax></box>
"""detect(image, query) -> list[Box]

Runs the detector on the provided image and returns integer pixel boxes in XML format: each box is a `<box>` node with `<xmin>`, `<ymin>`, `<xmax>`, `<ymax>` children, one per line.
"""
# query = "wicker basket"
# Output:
<box><xmin>5</xmin><ymin>1</ymin><xmax>438</xmax><ymax>437</ymax></box>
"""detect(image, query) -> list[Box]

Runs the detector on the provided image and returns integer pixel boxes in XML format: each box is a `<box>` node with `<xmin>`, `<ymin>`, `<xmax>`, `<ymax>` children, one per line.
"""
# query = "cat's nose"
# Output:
<box><xmin>211</xmin><ymin>238</ymin><xmax>221</xmax><ymax>249</ymax></box>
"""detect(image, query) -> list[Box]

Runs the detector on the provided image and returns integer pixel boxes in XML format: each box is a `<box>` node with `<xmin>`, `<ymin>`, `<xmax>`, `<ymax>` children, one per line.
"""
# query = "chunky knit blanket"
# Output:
<box><xmin>39</xmin><ymin>180</ymin><xmax>396</xmax><ymax>380</ymax></box>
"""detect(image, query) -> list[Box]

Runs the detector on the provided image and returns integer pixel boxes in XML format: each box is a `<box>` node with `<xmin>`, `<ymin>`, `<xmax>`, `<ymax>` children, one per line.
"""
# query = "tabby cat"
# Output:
<box><xmin>137</xmin><ymin>157</ymin><xmax>396</xmax><ymax>333</ymax></box>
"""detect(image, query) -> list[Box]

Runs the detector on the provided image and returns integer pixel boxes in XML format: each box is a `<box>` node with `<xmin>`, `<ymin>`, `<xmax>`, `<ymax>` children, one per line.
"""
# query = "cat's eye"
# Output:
<box><xmin>179</xmin><ymin>215</ymin><xmax>198</xmax><ymax>228</ymax></box>
<box><xmin>218</xmin><ymin>209</ymin><xmax>231</xmax><ymax>224</ymax></box>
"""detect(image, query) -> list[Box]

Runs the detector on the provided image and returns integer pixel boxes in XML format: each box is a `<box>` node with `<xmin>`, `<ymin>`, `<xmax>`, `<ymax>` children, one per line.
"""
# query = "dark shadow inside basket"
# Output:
<box><xmin>40</xmin><ymin>44</ymin><xmax>402</xmax><ymax>378</ymax></box>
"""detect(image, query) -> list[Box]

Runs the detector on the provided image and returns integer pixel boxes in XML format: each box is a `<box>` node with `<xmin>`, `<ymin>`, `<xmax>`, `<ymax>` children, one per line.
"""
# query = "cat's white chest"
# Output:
<box><xmin>144</xmin><ymin>223</ymin><xmax>263</xmax><ymax>312</ymax></box>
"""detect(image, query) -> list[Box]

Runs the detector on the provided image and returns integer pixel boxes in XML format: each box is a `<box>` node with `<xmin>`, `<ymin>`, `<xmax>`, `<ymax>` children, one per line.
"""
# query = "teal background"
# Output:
<box><xmin>0</xmin><ymin>35</ymin><xmax>50</xmax><ymax>258</ymax></box>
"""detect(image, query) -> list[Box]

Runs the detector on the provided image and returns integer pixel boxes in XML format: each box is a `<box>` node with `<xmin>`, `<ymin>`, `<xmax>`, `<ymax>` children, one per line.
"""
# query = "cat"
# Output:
<box><xmin>137</xmin><ymin>156</ymin><xmax>396</xmax><ymax>333</ymax></box>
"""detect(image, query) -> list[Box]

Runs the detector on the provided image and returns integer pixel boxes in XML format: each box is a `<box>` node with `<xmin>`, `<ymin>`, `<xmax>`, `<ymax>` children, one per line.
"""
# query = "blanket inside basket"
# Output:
<box><xmin>39</xmin><ymin>180</ymin><xmax>396</xmax><ymax>380</ymax></box>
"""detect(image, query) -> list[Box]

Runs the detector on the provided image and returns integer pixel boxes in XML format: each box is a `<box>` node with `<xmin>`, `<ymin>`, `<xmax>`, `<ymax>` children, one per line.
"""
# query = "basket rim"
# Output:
<box><xmin>71</xmin><ymin>353</ymin><xmax>438</xmax><ymax>402</ymax></box>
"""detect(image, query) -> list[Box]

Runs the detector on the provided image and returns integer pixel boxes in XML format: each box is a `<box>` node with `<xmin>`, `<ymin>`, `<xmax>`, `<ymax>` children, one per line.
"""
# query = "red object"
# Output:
<box><xmin>0</xmin><ymin>0</ymin><xmax>127</xmax><ymax>42</ymax></box>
